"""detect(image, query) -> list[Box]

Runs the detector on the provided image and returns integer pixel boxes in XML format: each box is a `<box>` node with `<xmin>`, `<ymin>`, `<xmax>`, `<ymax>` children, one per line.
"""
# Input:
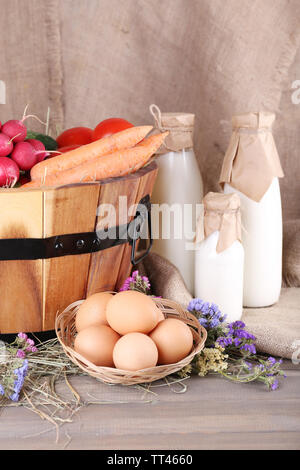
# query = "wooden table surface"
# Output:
<box><xmin>0</xmin><ymin>359</ymin><xmax>299</xmax><ymax>450</ymax></box>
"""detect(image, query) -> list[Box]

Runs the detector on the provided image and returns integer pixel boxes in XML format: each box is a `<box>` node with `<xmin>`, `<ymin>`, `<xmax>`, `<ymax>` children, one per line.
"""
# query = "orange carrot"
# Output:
<box><xmin>23</xmin><ymin>132</ymin><xmax>168</xmax><ymax>189</ymax></box>
<box><xmin>30</xmin><ymin>125</ymin><xmax>153</xmax><ymax>181</ymax></box>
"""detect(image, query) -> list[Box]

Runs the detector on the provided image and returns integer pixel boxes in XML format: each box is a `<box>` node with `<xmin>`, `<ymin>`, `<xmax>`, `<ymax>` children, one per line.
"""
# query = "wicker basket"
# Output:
<box><xmin>55</xmin><ymin>296</ymin><xmax>207</xmax><ymax>385</ymax></box>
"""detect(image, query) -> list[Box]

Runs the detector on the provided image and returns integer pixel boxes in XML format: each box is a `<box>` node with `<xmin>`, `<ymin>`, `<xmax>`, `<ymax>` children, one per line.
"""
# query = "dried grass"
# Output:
<box><xmin>0</xmin><ymin>336</ymin><xmax>190</xmax><ymax>444</ymax></box>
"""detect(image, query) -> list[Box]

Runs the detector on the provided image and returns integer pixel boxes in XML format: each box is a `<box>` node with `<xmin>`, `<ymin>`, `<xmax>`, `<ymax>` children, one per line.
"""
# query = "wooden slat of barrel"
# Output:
<box><xmin>0</xmin><ymin>191</ymin><xmax>43</xmax><ymax>333</ymax></box>
<box><xmin>86</xmin><ymin>176</ymin><xmax>141</xmax><ymax>295</ymax></box>
<box><xmin>116</xmin><ymin>162</ymin><xmax>158</xmax><ymax>290</ymax></box>
<box><xmin>42</xmin><ymin>184</ymin><xmax>100</xmax><ymax>330</ymax></box>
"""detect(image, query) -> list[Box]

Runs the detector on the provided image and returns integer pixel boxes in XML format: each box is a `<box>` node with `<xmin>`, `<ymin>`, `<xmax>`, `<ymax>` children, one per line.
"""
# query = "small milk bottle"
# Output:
<box><xmin>219</xmin><ymin>112</ymin><xmax>284</xmax><ymax>307</ymax></box>
<box><xmin>195</xmin><ymin>192</ymin><xmax>244</xmax><ymax>322</ymax></box>
<box><xmin>150</xmin><ymin>104</ymin><xmax>203</xmax><ymax>295</ymax></box>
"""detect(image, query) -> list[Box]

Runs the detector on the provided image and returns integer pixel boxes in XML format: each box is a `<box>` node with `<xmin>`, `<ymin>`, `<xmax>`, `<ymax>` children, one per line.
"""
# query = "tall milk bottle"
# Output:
<box><xmin>150</xmin><ymin>105</ymin><xmax>203</xmax><ymax>295</ymax></box>
<box><xmin>195</xmin><ymin>192</ymin><xmax>244</xmax><ymax>322</ymax></box>
<box><xmin>219</xmin><ymin>112</ymin><xmax>284</xmax><ymax>307</ymax></box>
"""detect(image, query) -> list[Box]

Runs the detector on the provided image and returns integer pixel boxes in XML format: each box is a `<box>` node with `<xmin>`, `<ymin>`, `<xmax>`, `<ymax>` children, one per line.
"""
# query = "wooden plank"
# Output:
<box><xmin>86</xmin><ymin>177</ymin><xmax>140</xmax><ymax>294</ymax></box>
<box><xmin>0</xmin><ymin>191</ymin><xmax>43</xmax><ymax>333</ymax></box>
<box><xmin>0</xmin><ymin>359</ymin><xmax>299</xmax><ymax>450</ymax></box>
<box><xmin>42</xmin><ymin>184</ymin><xmax>100</xmax><ymax>330</ymax></box>
<box><xmin>116</xmin><ymin>162</ymin><xmax>158</xmax><ymax>290</ymax></box>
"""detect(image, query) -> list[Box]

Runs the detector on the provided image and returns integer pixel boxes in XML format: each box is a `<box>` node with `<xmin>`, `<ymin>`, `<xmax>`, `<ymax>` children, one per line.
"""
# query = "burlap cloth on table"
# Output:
<box><xmin>138</xmin><ymin>252</ymin><xmax>300</xmax><ymax>359</ymax></box>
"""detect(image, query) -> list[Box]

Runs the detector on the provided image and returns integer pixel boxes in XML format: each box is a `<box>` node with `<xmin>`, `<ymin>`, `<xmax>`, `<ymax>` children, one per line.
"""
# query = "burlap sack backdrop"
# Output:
<box><xmin>0</xmin><ymin>0</ymin><xmax>63</xmax><ymax>135</ymax></box>
<box><xmin>2</xmin><ymin>0</ymin><xmax>299</xmax><ymax>217</ymax></box>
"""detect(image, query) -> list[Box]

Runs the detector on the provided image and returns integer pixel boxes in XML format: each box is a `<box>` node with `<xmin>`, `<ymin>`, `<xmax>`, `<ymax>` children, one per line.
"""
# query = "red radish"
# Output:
<box><xmin>26</xmin><ymin>139</ymin><xmax>48</xmax><ymax>162</ymax></box>
<box><xmin>0</xmin><ymin>157</ymin><xmax>20</xmax><ymax>187</ymax></box>
<box><xmin>1</xmin><ymin>120</ymin><xmax>27</xmax><ymax>143</ymax></box>
<box><xmin>11</xmin><ymin>142</ymin><xmax>37</xmax><ymax>171</ymax></box>
<box><xmin>0</xmin><ymin>133</ymin><xmax>14</xmax><ymax>157</ymax></box>
<box><xmin>0</xmin><ymin>122</ymin><xmax>2</xmax><ymax>131</ymax></box>
<box><xmin>2</xmin><ymin>105</ymin><xmax>47</xmax><ymax>144</ymax></box>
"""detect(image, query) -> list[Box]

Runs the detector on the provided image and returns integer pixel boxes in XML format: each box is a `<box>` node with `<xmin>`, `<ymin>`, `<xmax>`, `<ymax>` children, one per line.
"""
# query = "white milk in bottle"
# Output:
<box><xmin>195</xmin><ymin>192</ymin><xmax>244</xmax><ymax>322</ymax></box>
<box><xmin>220</xmin><ymin>112</ymin><xmax>284</xmax><ymax>307</ymax></box>
<box><xmin>150</xmin><ymin>105</ymin><xmax>203</xmax><ymax>294</ymax></box>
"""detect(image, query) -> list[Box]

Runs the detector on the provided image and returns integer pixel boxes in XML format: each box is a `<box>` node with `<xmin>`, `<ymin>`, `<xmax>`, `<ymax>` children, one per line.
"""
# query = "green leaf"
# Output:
<box><xmin>26</xmin><ymin>131</ymin><xmax>58</xmax><ymax>151</ymax></box>
<box><xmin>26</xmin><ymin>131</ymin><xmax>39</xmax><ymax>140</ymax></box>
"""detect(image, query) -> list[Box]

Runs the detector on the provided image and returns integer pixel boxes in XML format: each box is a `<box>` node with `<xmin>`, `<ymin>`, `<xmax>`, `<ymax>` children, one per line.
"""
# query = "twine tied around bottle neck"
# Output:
<box><xmin>232</xmin><ymin>127</ymin><xmax>271</xmax><ymax>134</ymax></box>
<box><xmin>149</xmin><ymin>104</ymin><xmax>195</xmax><ymax>153</ymax></box>
<box><xmin>204</xmin><ymin>208</ymin><xmax>240</xmax><ymax>215</ymax></box>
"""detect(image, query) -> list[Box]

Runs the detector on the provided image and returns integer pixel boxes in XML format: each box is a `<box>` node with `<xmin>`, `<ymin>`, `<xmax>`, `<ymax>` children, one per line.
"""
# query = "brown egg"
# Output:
<box><xmin>74</xmin><ymin>325</ymin><xmax>120</xmax><ymax>367</ymax></box>
<box><xmin>149</xmin><ymin>318</ymin><xmax>193</xmax><ymax>365</ymax></box>
<box><xmin>75</xmin><ymin>292</ymin><xmax>113</xmax><ymax>332</ymax></box>
<box><xmin>106</xmin><ymin>291</ymin><xmax>159</xmax><ymax>335</ymax></box>
<box><xmin>157</xmin><ymin>308</ymin><xmax>165</xmax><ymax>323</ymax></box>
<box><xmin>113</xmin><ymin>332</ymin><xmax>158</xmax><ymax>371</ymax></box>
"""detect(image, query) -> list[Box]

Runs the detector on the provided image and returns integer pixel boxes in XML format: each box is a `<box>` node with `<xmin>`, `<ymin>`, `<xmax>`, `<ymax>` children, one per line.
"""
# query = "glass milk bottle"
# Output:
<box><xmin>149</xmin><ymin>105</ymin><xmax>203</xmax><ymax>295</ymax></box>
<box><xmin>219</xmin><ymin>112</ymin><xmax>284</xmax><ymax>307</ymax></box>
<box><xmin>195</xmin><ymin>192</ymin><xmax>244</xmax><ymax>322</ymax></box>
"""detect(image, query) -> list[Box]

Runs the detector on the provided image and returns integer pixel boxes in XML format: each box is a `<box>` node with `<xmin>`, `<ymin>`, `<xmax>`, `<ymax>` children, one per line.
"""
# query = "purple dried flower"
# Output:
<box><xmin>240</xmin><ymin>343</ymin><xmax>256</xmax><ymax>355</ymax></box>
<box><xmin>16</xmin><ymin>349</ymin><xmax>26</xmax><ymax>359</ymax></box>
<box><xmin>210</xmin><ymin>317</ymin><xmax>220</xmax><ymax>328</ymax></box>
<box><xmin>235</xmin><ymin>330</ymin><xmax>249</xmax><ymax>339</ymax></box>
<box><xmin>199</xmin><ymin>318</ymin><xmax>208</xmax><ymax>328</ymax></box>
<box><xmin>119</xmin><ymin>278</ymin><xmax>132</xmax><ymax>292</ymax></box>
<box><xmin>26</xmin><ymin>338</ymin><xmax>35</xmax><ymax>347</ymax></box>
<box><xmin>217</xmin><ymin>336</ymin><xmax>233</xmax><ymax>348</ymax></box>
<box><xmin>231</xmin><ymin>321</ymin><xmax>246</xmax><ymax>329</ymax></box>
<box><xmin>18</xmin><ymin>332</ymin><xmax>27</xmax><ymax>341</ymax></box>
<box><xmin>0</xmin><ymin>384</ymin><xmax>4</xmax><ymax>395</ymax></box>
<box><xmin>25</xmin><ymin>345</ymin><xmax>38</xmax><ymax>353</ymax></box>
<box><xmin>216</xmin><ymin>320</ymin><xmax>257</xmax><ymax>356</ymax></box>
<box><xmin>9</xmin><ymin>392</ymin><xmax>19</xmax><ymax>402</ymax></box>
<box><xmin>9</xmin><ymin>359</ymin><xmax>28</xmax><ymax>402</ymax></box>
<box><xmin>142</xmin><ymin>276</ymin><xmax>151</xmax><ymax>288</ymax></box>
<box><xmin>271</xmin><ymin>379</ymin><xmax>279</xmax><ymax>391</ymax></box>
<box><xmin>188</xmin><ymin>298</ymin><xmax>226</xmax><ymax>330</ymax></box>
<box><xmin>244</xmin><ymin>361</ymin><xmax>253</xmax><ymax>370</ymax></box>
<box><xmin>119</xmin><ymin>270</ymin><xmax>151</xmax><ymax>295</ymax></box>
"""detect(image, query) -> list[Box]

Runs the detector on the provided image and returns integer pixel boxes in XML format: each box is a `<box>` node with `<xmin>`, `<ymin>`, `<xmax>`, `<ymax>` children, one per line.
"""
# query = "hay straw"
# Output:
<box><xmin>0</xmin><ymin>335</ymin><xmax>198</xmax><ymax>444</ymax></box>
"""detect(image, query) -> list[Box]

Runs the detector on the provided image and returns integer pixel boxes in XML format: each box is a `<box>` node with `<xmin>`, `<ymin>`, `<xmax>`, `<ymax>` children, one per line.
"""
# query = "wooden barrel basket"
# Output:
<box><xmin>0</xmin><ymin>161</ymin><xmax>158</xmax><ymax>334</ymax></box>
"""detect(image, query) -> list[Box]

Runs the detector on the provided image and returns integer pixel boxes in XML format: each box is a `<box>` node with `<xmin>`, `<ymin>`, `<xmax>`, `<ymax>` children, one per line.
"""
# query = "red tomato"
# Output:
<box><xmin>50</xmin><ymin>144</ymin><xmax>81</xmax><ymax>158</ymax></box>
<box><xmin>92</xmin><ymin>118</ymin><xmax>134</xmax><ymax>141</ymax></box>
<box><xmin>56</xmin><ymin>127</ymin><xmax>93</xmax><ymax>147</ymax></box>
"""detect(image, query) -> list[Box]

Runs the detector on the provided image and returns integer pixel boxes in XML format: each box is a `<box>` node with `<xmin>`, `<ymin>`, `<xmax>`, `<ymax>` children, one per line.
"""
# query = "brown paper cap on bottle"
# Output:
<box><xmin>219</xmin><ymin>111</ymin><xmax>284</xmax><ymax>202</ymax></box>
<box><xmin>203</xmin><ymin>192</ymin><xmax>242</xmax><ymax>253</ymax></box>
<box><xmin>149</xmin><ymin>104</ymin><xmax>194</xmax><ymax>152</ymax></box>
